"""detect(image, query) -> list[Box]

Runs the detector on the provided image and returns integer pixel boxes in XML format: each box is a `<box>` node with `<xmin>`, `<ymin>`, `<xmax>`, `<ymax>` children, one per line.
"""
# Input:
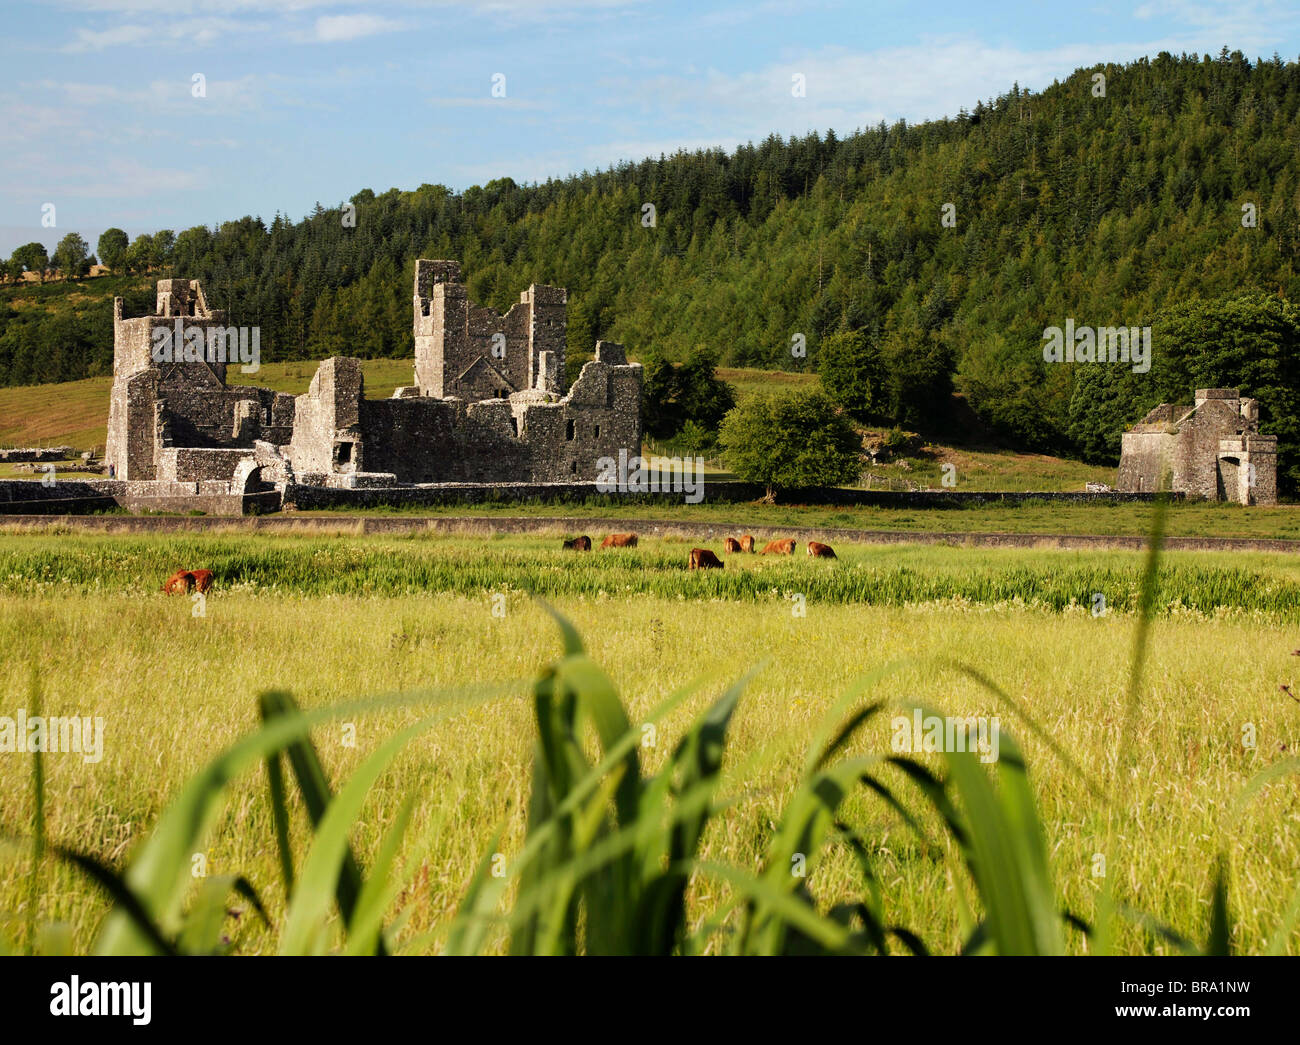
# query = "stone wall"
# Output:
<box><xmin>287</xmin><ymin>356</ymin><xmax>364</xmax><ymax>476</ymax></box>
<box><xmin>283</xmin><ymin>481</ymin><xmax>1180</xmax><ymax>512</ymax></box>
<box><xmin>104</xmin><ymin>280</ymin><xmax>294</xmax><ymax>480</ymax></box>
<box><xmin>357</xmin><ymin>397</ymin><xmax>465</xmax><ymax>481</ymax></box>
<box><xmin>1246</xmin><ymin>434</ymin><xmax>1278</xmax><ymax>505</ymax></box>
<box><xmin>412</xmin><ymin>260</ymin><xmax>565</xmax><ymax>400</ymax></box>
<box><xmin>0</xmin><ymin>479</ymin><xmax>120</xmax><ymax>512</ymax></box>
<box><xmin>1219</xmin><ymin>434</ymin><xmax>1278</xmax><ymax>506</ymax></box>
<box><xmin>158</xmin><ymin>381</ymin><xmax>293</xmax><ymax>450</ymax></box>
<box><xmin>1117</xmin><ymin>388</ymin><xmax>1278</xmax><ymax>504</ymax></box>
<box><xmin>0</xmin><ymin>447</ymin><xmax>75</xmax><ymax>463</ymax></box>
<box><xmin>1175</xmin><ymin>394</ymin><xmax>1240</xmax><ymax>497</ymax></box>
<box><xmin>289</xmin><ymin>340</ymin><xmax>641</xmax><ymax>486</ymax></box>
<box><xmin>110</xmin><ymin>368</ymin><xmax>160</xmax><ymax>480</ymax></box>
<box><xmin>97</xmin><ymin>264</ymin><xmax>642</xmax><ymax>512</ymax></box>
<box><xmin>520</xmin><ymin>343</ymin><xmax>642</xmax><ymax>482</ymax></box>
<box><xmin>158</xmin><ymin>447</ymin><xmax>254</xmax><ymax>482</ymax></box>
<box><xmin>0</xmin><ymin>478</ymin><xmax>254</xmax><ymax>515</ymax></box>
<box><xmin>1116</xmin><ymin>431</ymin><xmax>1174</xmax><ymax>493</ymax></box>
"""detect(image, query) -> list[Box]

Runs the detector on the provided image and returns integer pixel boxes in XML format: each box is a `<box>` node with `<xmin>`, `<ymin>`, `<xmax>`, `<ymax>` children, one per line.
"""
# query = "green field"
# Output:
<box><xmin>2</xmin><ymin>531</ymin><xmax>1298</xmax><ymax>955</ymax></box>
<box><xmin>3</xmin><ymin>531</ymin><xmax>1300</xmax><ymax>614</ymax></box>
<box><xmin>283</xmin><ymin>498</ymin><xmax>1300</xmax><ymax>541</ymax></box>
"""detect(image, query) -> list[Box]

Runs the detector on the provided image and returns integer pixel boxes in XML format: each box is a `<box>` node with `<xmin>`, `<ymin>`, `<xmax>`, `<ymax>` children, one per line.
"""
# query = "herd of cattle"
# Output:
<box><xmin>161</xmin><ymin>533</ymin><xmax>837</xmax><ymax>591</ymax></box>
<box><xmin>563</xmin><ymin>532</ymin><xmax>836</xmax><ymax>569</ymax></box>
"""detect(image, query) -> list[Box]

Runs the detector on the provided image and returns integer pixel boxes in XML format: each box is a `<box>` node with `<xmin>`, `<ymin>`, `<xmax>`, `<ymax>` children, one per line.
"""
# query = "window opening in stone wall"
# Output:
<box><xmin>566</xmin><ymin>419</ymin><xmax>576</xmax><ymax>440</ymax></box>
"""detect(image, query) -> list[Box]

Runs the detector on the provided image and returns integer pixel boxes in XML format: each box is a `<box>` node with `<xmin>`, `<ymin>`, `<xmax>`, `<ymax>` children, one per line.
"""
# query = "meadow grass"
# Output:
<box><xmin>0</xmin><ymin>531</ymin><xmax>1298</xmax><ymax>953</ymax></box>
<box><xmin>1</xmin><ymin>589</ymin><xmax>1296</xmax><ymax>953</ymax></box>
<box><xmin>2</xmin><ymin>532</ymin><xmax>1300</xmax><ymax>618</ymax></box>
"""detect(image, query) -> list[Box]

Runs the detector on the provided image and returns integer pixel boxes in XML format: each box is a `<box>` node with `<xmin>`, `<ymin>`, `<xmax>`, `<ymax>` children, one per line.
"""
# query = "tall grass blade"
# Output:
<box><xmin>262</xmin><ymin>690</ymin><xmax>369</xmax><ymax>944</ymax></box>
<box><xmin>56</xmin><ymin>848</ymin><xmax>178</xmax><ymax>956</ymax></box>
<box><xmin>940</xmin><ymin>731</ymin><xmax>1063</xmax><ymax>955</ymax></box>
<box><xmin>443</xmin><ymin>829</ymin><xmax>509</xmax><ymax>956</ymax></box>
<box><xmin>278</xmin><ymin>716</ymin><xmax>434</xmax><ymax>954</ymax></box>
<box><xmin>26</xmin><ymin>665</ymin><xmax>44</xmax><ymax>958</ymax></box>
<box><xmin>343</xmin><ymin>795</ymin><xmax>417</xmax><ymax>956</ymax></box>
<box><xmin>94</xmin><ymin>680</ymin><xmax>512</xmax><ymax>954</ymax></box>
<box><xmin>263</xmin><ymin>748</ymin><xmax>295</xmax><ymax>898</ymax></box>
<box><xmin>1206</xmin><ymin>860</ymin><xmax>1231</xmax><ymax>956</ymax></box>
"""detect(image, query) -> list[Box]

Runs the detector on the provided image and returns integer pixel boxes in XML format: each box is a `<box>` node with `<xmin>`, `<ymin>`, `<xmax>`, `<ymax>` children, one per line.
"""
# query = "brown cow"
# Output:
<box><xmin>807</xmin><ymin>541</ymin><xmax>836</xmax><ymax>559</ymax></box>
<box><xmin>190</xmin><ymin>569</ymin><xmax>215</xmax><ymax>592</ymax></box>
<box><xmin>722</xmin><ymin>537</ymin><xmax>742</xmax><ymax>554</ymax></box>
<box><xmin>688</xmin><ymin>548</ymin><xmax>724</xmax><ymax>570</ymax></box>
<box><xmin>739</xmin><ymin>535</ymin><xmax>756</xmax><ymax>553</ymax></box>
<box><xmin>761</xmin><ymin>538</ymin><xmax>797</xmax><ymax>555</ymax></box>
<box><xmin>162</xmin><ymin>569</ymin><xmax>194</xmax><ymax>594</ymax></box>
<box><xmin>600</xmin><ymin>533</ymin><xmax>638</xmax><ymax>548</ymax></box>
<box><xmin>562</xmin><ymin>535</ymin><xmax>592</xmax><ymax>551</ymax></box>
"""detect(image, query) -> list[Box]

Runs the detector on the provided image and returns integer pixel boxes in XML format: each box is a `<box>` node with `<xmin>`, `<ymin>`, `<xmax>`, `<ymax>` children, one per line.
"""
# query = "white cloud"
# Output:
<box><xmin>309</xmin><ymin>13</ymin><xmax>404</xmax><ymax>43</ymax></box>
<box><xmin>23</xmin><ymin>75</ymin><xmax>267</xmax><ymax>117</ymax></box>
<box><xmin>50</xmin><ymin>0</ymin><xmax>649</xmax><ymax>51</ymax></box>
<box><xmin>63</xmin><ymin>16</ymin><xmax>265</xmax><ymax>52</ymax></box>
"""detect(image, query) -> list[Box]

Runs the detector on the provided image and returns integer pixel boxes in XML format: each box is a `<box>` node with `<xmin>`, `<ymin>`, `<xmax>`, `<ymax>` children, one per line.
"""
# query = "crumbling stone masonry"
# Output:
<box><xmin>104</xmin><ymin>279</ymin><xmax>294</xmax><ymax>481</ymax></box>
<box><xmin>0</xmin><ymin>447</ymin><xmax>75</xmax><ymax>463</ymax></box>
<box><xmin>100</xmin><ymin>264</ymin><xmax>642</xmax><ymax>511</ymax></box>
<box><xmin>1117</xmin><ymin>388</ymin><xmax>1277</xmax><ymax>505</ymax></box>
<box><xmin>412</xmin><ymin>260</ymin><xmax>566</xmax><ymax>400</ymax></box>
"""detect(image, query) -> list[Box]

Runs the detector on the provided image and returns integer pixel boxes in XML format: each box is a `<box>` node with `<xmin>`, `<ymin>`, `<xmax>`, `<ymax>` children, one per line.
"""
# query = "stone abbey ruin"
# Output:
<box><xmin>0</xmin><ymin>270</ymin><xmax>1283</xmax><ymax>516</ymax></box>
<box><xmin>1117</xmin><ymin>388</ymin><xmax>1277</xmax><ymax>505</ymax></box>
<box><xmin>98</xmin><ymin>261</ymin><xmax>643</xmax><ymax>513</ymax></box>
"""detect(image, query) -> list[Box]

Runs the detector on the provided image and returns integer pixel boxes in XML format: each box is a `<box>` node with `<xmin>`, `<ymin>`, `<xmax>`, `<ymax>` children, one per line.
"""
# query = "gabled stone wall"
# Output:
<box><xmin>412</xmin><ymin>260</ymin><xmax>566</xmax><ymax>400</ymax></box>
<box><xmin>105</xmin><ymin>280</ymin><xmax>295</xmax><ymax>480</ymax></box>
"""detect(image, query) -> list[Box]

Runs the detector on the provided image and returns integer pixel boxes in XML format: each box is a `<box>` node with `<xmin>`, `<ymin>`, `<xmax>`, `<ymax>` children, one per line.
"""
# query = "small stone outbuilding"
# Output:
<box><xmin>1117</xmin><ymin>389</ymin><xmax>1277</xmax><ymax>505</ymax></box>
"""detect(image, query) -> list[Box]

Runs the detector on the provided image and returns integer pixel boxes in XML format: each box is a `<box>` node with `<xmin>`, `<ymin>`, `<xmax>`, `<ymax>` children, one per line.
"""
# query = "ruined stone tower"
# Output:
<box><xmin>412</xmin><ymin>260</ymin><xmax>566</xmax><ymax>400</ymax></box>
<box><xmin>104</xmin><ymin>279</ymin><xmax>294</xmax><ymax>481</ymax></box>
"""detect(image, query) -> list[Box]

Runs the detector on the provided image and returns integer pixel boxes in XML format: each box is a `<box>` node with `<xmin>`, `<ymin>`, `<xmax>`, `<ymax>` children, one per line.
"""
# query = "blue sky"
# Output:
<box><xmin>2</xmin><ymin>0</ymin><xmax>1298</xmax><ymax>257</ymax></box>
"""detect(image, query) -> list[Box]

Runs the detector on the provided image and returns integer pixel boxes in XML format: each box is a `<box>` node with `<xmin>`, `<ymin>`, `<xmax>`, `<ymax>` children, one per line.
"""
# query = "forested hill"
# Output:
<box><xmin>3</xmin><ymin>50</ymin><xmax>1299</xmax><ymax>485</ymax></box>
